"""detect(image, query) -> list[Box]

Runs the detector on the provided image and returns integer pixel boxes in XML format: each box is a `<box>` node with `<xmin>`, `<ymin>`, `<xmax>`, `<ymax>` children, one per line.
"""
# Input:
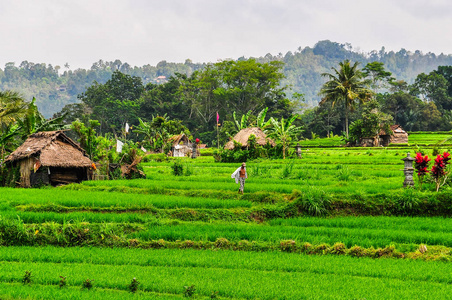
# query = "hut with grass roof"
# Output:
<box><xmin>168</xmin><ymin>133</ymin><xmax>198</xmax><ymax>157</ymax></box>
<box><xmin>224</xmin><ymin>127</ymin><xmax>275</xmax><ymax>150</ymax></box>
<box><xmin>360</xmin><ymin>125</ymin><xmax>409</xmax><ymax>147</ymax></box>
<box><xmin>5</xmin><ymin>131</ymin><xmax>94</xmax><ymax>187</ymax></box>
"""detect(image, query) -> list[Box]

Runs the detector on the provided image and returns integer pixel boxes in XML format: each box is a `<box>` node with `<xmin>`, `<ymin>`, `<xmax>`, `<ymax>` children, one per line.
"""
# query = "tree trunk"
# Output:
<box><xmin>345</xmin><ymin>108</ymin><xmax>349</xmax><ymax>139</ymax></box>
<box><xmin>283</xmin><ymin>141</ymin><xmax>286</xmax><ymax>159</ymax></box>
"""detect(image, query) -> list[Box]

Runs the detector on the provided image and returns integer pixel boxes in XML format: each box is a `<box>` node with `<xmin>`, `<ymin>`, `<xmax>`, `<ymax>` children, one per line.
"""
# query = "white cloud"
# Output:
<box><xmin>0</xmin><ymin>0</ymin><xmax>451</xmax><ymax>69</ymax></box>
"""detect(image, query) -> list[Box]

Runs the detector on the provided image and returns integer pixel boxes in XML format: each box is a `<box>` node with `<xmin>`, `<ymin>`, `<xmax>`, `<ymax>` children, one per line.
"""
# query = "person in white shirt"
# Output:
<box><xmin>231</xmin><ymin>162</ymin><xmax>247</xmax><ymax>194</ymax></box>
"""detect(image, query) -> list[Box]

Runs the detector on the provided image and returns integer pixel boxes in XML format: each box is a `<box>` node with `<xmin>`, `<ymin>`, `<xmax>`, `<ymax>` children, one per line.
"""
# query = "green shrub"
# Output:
<box><xmin>280</xmin><ymin>240</ymin><xmax>297</xmax><ymax>252</ymax></box>
<box><xmin>281</xmin><ymin>160</ymin><xmax>295</xmax><ymax>178</ymax></box>
<box><xmin>330</xmin><ymin>242</ymin><xmax>347</xmax><ymax>255</ymax></box>
<box><xmin>184</xmin><ymin>285</ymin><xmax>196</xmax><ymax>297</ymax></box>
<box><xmin>310</xmin><ymin>243</ymin><xmax>329</xmax><ymax>255</ymax></box>
<box><xmin>0</xmin><ymin>164</ymin><xmax>20</xmax><ymax>187</ymax></box>
<box><xmin>348</xmin><ymin>245</ymin><xmax>365</xmax><ymax>257</ymax></box>
<box><xmin>393</xmin><ymin>188</ymin><xmax>421</xmax><ymax>215</ymax></box>
<box><xmin>171</xmin><ymin>160</ymin><xmax>184</xmax><ymax>176</ymax></box>
<box><xmin>296</xmin><ymin>187</ymin><xmax>331</xmax><ymax>216</ymax></box>
<box><xmin>128</xmin><ymin>277</ymin><xmax>140</xmax><ymax>293</ymax></box>
<box><xmin>82</xmin><ymin>278</ymin><xmax>94</xmax><ymax>290</ymax></box>
<box><xmin>22</xmin><ymin>271</ymin><xmax>32</xmax><ymax>285</ymax></box>
<box><xmin>214</xmin><ymin>238</ymin><xmax>230</xmax><ymax>248</ymax></box>
<box><xmin>336</xmin><ymin>164</ymin><xmax>351</xmax><ymax>181</ymax></box>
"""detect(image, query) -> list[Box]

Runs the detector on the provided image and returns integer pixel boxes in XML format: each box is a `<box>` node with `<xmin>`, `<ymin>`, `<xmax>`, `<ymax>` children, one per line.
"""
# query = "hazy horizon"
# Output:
<box><xmin>1</xmin><ymin>0</ymin><xmax>452</xmax><ymax>70</ymax></box>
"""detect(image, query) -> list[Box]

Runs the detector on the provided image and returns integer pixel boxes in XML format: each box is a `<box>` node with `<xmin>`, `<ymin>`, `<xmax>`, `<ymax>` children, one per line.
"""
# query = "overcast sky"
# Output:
<box><xmin>1</xmin><ymin>0</ymin><xmax>451</xmax><ymax>70</ymax></box>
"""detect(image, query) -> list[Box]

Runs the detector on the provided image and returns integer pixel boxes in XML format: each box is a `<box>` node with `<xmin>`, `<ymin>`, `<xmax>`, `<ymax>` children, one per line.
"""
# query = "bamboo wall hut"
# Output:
<box><xmin>168</xmin><ymin>133</ymin><xmax>198</xmax><ymax>157</ymax></box>
<box><xmin>360</xmin><ymin>125</ymin><xmax>409</xmax><ymax>147</ymax></box>
<box><xmin>224</xmin><ymin>127</ymin><xmax>275</xmax><ymax>150</ymax></box>
<box><xmin>378</xmin><ymin>125</ymin><xmax>409</xmax><ymax>146</ymax></box>
<box><xmin>5</xmin><ymin>131</ymin><xmax>94</xmax><ymax>187</ymax></box>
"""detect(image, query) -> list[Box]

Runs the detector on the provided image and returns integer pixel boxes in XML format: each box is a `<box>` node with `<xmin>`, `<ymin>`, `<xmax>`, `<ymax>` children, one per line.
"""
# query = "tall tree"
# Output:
<box><xmin>363</xmin><ymin>62</ymin><xmax>394</xmax><ymax>93</ymax></box>
<box><xmin>77</xmin><ymin>71</ymin><xmax>144</xmax><ymax>135</ymax></box>
<box><xmin>319</xmin><ymin>60</ymin><xmax>373</xmax><ymax>138</ymax></box>
<box><xmin>178</xmin><ymin>65</ymin><xmax>222</xmax><ymax>131</ymax></box>
<box><xmin>215</xmin><ymin>59</ymin><xmax>287</xmax><ymax>116</ymax></box>
<box><xmin>411</xmin><ymin>71</ymin><xmax>451</xmax><ymax>110</ymax></box>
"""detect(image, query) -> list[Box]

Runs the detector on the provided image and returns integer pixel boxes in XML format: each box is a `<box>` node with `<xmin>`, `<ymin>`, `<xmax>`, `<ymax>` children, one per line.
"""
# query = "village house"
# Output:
<box><xmin>168</xmin><ymin>133</ymin><xmax>199</xmax><ymax>157</ymax></box>
<box><xmin>5</xmin><ymin>131</ymin><xmax>94</xmax><ymax>187</ymax></box>
<box><xmin>224</xmin><ymin>127</ymin><xmax>275</xmax><ymax>150</ymax></box>
<box><xmin>360</xmin><ymin>125</ymin><xmax>409</xmax><ymax>147</ymax></box>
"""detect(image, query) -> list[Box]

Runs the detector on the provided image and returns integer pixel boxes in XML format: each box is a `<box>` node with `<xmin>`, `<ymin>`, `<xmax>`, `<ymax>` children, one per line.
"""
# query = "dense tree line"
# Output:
<box><xmin>2</xmin><ymin>40</ymin><xmax>452</xmax><ymax>118</ymax></box>
<box><xmin>303</xmin><ymin>63</ymin><xmax>452</xmax><ymax>138</ymax></box>
<box><xmin>55</xmin><ymin>59</ymin><xmax>296</xmax><ymax>146</ymax></box>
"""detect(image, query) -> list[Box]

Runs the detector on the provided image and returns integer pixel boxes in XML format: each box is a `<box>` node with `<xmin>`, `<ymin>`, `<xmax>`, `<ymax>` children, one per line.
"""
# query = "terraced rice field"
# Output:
<box><xmin>1</xmin><ymin>140</ymin><xmax>452</xmax><ymax>299</ymax></box>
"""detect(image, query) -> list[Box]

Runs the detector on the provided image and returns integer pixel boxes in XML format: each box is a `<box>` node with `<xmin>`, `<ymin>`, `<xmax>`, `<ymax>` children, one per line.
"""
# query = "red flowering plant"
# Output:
<box><xmin>414</xmin><ymin>152</ymin><xmax>430</xmax><ymax>189</ymax></box>
<box><xmin>431</xmin><ymin>152</ymin><xmax>451</xmax><ymax>192</ymax></box>
<box><xmin>195</xmin><ymin>138</ymin><xmax>200</xmax><ymax>144</ymax></box>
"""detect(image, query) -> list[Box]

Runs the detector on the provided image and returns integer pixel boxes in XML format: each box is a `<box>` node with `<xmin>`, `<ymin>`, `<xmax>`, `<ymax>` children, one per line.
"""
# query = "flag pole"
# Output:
<box><xmin>216</xmin><ymin>112</ymin><xmax>220</xmax><ymax>149</ymax></box>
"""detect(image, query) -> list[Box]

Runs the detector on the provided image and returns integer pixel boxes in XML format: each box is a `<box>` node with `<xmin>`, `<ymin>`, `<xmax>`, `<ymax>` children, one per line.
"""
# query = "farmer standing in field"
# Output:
<box><xmin>232</xmin><ymin>162</ymin><xmax>247</xmax><ymax>194</ymax></box>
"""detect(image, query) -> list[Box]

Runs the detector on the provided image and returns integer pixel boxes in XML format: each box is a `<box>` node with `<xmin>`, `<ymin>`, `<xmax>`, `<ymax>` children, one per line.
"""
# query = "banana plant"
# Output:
<box><xmin>0</xmin><ymin>124</ymin><xmax>22</xmax><ymax>160</ymax></box>
<box><xmin>256</xmin><ymin>107</ymin><xmax>271</xmax><ymax>129</ymax></box>
<box><xmin>266</xmin><ymin>115</ymin><xmax>302</xmax><ymax>159</ymax></box>
<box><xmin>18</xmin><ymin>98</ymin><xmax>68</xmax><ymax>138</ymax></box>
<box><xmin>233</xmin><ymin>110</ymin><xmax>252</xmax><ymax>131</ymax></box>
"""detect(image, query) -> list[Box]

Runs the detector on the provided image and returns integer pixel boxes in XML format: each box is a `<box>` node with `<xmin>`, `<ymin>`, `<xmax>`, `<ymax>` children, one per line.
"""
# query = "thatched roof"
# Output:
<box><xmin>5</xmin><ymin>131</ymin><xmax>93</xmax><ymax>168</ymax></box>
<box><xmin>168</xmin><ymin>133</ymin><xmax>191</xmax><ymax>146</ymax></box>
<box><xmin>224</xmin><ymin>127</ymin><xmax>275</xmax><ymax>150</ymax></box>
<box><xmin>379</xmin><ymin>125</ymin><xmax>407</xmax><ymax>136</ymax></box>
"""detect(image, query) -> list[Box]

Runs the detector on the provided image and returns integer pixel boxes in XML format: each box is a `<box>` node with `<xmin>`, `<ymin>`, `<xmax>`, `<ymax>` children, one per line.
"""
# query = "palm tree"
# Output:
<box><xmin>319</xmin><ymin>60</ymin><xmax>373</xmax><ymax>138</ymax></box>
<box><xmin>266</xmin><ymin>115</ymin><xmax>301</xmax><ymax>159</ymax></box>
<box><xmin>0</xmin><ymin>90</ymin><xmax>28</xmax><ymax>131</ymax></box>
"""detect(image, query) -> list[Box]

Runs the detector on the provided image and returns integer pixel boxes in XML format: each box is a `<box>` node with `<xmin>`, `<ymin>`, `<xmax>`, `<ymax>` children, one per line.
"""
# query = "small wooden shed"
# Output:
<box><xmin>379</xmin><ymin>125</ymin><xmax>409</xmax><ymax>146</ymax></box>
<box><xmin>168</xmin><ymin>133</ymin><xmax>197</xmax><ymax>157</ymax></box>
<box><xmin>5</xmin><ymin>131</ymin><xmax>94</xmax><ymax>187</ymax></box>
<box><xmin>360</xmin><ymin>125</ymin><xmax>409</xmax><ymax>147</ymax></box>
<box><xmin>224</xmin><ymin>127</ymin><xmax>275</xmax><ymax>150</ymax></box>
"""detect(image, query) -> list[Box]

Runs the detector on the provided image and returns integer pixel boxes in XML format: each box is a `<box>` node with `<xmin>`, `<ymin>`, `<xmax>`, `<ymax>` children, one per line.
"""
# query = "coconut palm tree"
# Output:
<box><xmin>266</xmin><ymin>115</ymin><xmax>301</xmax><ymax>159</ymax></box>
<box><xmin>319</xmin><ymin>60</ymin><xmax>373</xmax><ymax>138</ymax></box>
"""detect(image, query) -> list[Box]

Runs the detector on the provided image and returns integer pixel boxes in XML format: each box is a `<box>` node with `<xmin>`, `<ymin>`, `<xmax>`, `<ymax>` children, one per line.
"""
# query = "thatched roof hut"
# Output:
<box><xmin>360</xmin><ymin>125</ymin><xmax>409</xmax><ymax>147</ymax></box>
<box><xmin>224</xmin><ymin>127</ymin><xmax>275</xmax><ymax>150</ymax></box>
<box><xmin>379</xmin><ymin>125</ymin><xmax>408</xmax><ymax>146</ymax></box>
<box><xmin>168</xmin><ymin>133</ymin><xmax>197</xmax><ymax>157</ymax></box>
<box><xmin>5</xmin><ymin>131</ymin><xmax>94</xmax><ymax>187</ymax></box>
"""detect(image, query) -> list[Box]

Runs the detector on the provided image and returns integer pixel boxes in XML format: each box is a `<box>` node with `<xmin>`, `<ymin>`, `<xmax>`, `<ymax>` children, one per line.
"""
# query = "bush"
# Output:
<box><xmin>184</xmin><ymin>285</ymin><xmax>196</xmax><ymax>297</ymax></box>
<box><xmin>128</xmin><ymin>278</ymin><xmax>140</xmax><ymax>293</ymax></box>
<box><xmin>22</xmin><ymin>271</ymin><xmax>32</xmax><ymax>285</ymax></box>
<box><xmin>215</xmin><ymin>136</ymin><xmax>269</xmax><ymax>162</ymax></box>
<box><xmin>295</xmin><ymin>187</ymin><xmax>331</xmax><ymax>216</ymax></box>
<box><xmin>0</xmin><ymin>164</ymin><xmax>20</xmax><ymax>187</ymax></box>
<box><xmin>348</xmin><ymin>245</ymin><xmax>365</xmax><ymax>257</ymax></box>
<box><xmin>280</xmin><ymin>240</ymin><xmax>296</xmax><ymax>252</ymax></box>
<box><xmin>393</xmin><ymin>188</ymin><xmax>421</xmax><ymax>215</ymax></box>
<box><xmin>171</xmin><ymin>160</ymin><xmax>184</xmax><ymax>176</ymax></box>
<box><xmin>330</xmin><ymin>242</ymin><xmax>347</xmax><ymax>255</ymax></box>
<box><xmin>82</xmin><ymin>278</ymin><xmax>94</xmax><ymax>290</ymax></box>
<box><xmin>281</xmin><ymin>160</ymin><xmax>295</xmax><ymax>178</ymax></box>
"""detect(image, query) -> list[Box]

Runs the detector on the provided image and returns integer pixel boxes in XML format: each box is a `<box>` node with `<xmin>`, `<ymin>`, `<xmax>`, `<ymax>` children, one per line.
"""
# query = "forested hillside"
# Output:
<box><xmin>1</xmin><ymin>40</ymin><xmax>451</xmax><ymax>118</ymax></box>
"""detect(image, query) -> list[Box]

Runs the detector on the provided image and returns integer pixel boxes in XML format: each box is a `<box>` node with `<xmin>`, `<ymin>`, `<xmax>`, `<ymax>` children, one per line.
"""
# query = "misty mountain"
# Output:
<box><xmin>1</xmin><ymin>40</ymin><xmax>451</xmax><ymax>117</ymax></box>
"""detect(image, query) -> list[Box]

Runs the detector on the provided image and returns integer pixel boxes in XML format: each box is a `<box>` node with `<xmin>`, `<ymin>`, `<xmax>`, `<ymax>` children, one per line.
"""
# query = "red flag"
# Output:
<box><xmin>216</xmin><ymin>112</ymin><xmax>219</xmax><ymax>124</ymax></box>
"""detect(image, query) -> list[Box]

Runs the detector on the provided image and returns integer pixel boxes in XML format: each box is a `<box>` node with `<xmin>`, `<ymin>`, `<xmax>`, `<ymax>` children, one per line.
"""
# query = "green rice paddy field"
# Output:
<box><xmin>2</xmin><ymin>133</ymin><xmax>452</xmax><ymax>299</ymax></box>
